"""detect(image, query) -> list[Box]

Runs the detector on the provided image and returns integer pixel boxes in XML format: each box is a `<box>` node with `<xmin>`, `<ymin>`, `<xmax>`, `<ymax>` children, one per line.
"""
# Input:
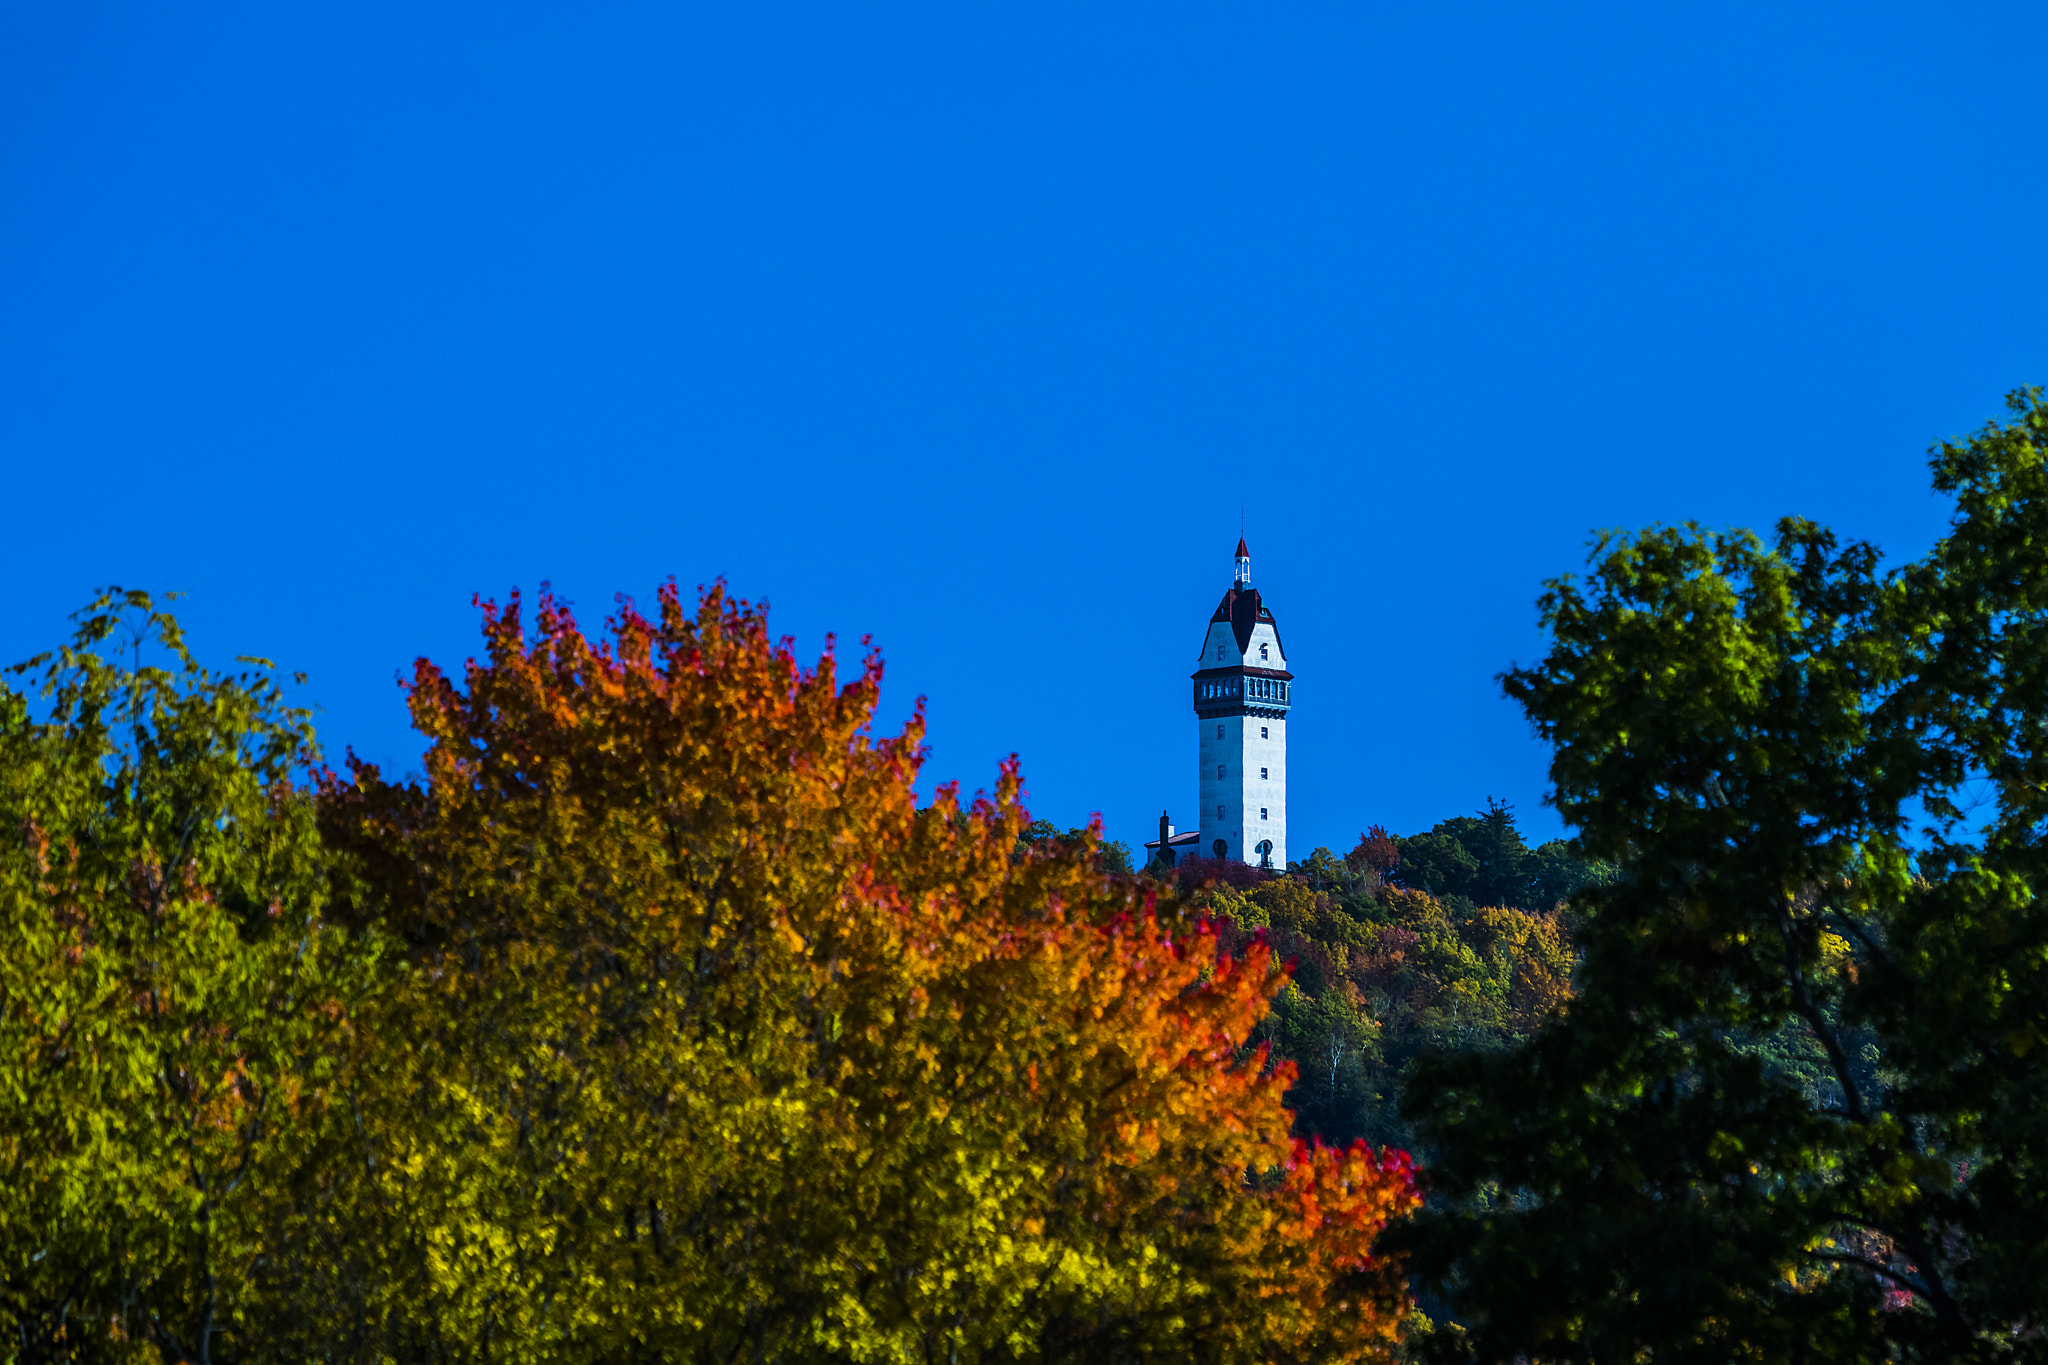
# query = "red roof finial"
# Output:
<box><xmin>1235</xmin><ymin>536</ymin><xmax>1250</xmax><ymax>558</ymax></box>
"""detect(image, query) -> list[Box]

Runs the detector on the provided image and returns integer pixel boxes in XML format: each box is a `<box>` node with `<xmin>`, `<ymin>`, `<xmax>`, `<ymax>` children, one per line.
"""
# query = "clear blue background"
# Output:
<box><xmin>5</xmin><ymin>1</ymin><xmax>2045</xmax><ymax>855</ymax></box>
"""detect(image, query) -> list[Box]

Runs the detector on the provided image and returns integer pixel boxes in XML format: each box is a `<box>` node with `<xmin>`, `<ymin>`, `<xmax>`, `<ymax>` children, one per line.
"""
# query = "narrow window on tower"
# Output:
<box><xmin>1260</xmin><ymin>643</ymin><xmax>1269</xmax><ymax>660</ymax></box>
<box><xmin>1260</xmin><ymin>767</ymin><xmax>1268</xmax><ymax>779</ymax></box>
<box><xmin>1260</xmin><ymin>807</ymin><xmax>1268</xmax><ymax>820</ymax></box>
<box><xmin>1216</xmin><ymin>724</ymin><xmax>1224</xmax><ymax>739</ymax></box>
<box><xmin>1260</xmin><ymin>726</ymin><xmax>1268</xmax><ymax>738</ymax></box>
<box><xmin>1216</xmin><ymin>808</ymin><xmax>1224</xmax><ymax>822</ymax></box>
<box><xmin>1217</xmin><ymin>764</ymin><xmax>1226</xmax><ymax>779</ymax></box>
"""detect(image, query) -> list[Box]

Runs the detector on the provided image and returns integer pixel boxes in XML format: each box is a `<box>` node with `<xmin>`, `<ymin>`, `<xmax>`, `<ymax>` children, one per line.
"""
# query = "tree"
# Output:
<box><xmin>1016</xmin><ymin>818</ymin><xmax>1136</xmax><ymax>874</ymax></box>
<box><xmin>1400</xmin><ymin>388</ymin><xmax>2048</xmax><ymax>1362</ymax></box>
<box><xmin>1390</xmin><ymin>803</ymin><xmax>1609</xmax><ymax>913</ymax></box>
<box><xmin>1349</xmin><ymin>825</ymin><xmax>1402</xmax><ymax>894</ymax></box>
<box><xmin>317</xmin><ymin>581</ymin><xmax>1421</xmax><ymax>1363</ymax></box>
<box><xmin>0</xmin><ymin>591</ymin><xmax>377</xmax><ymax>1362</ymax></box>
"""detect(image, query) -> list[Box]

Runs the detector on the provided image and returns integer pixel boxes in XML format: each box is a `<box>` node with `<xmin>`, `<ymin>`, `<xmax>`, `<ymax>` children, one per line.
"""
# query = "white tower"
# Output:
<box><xmin>1194</xmin><ymin>538</ymin><xmax>1291</xmax><ymax>867</ymax></box>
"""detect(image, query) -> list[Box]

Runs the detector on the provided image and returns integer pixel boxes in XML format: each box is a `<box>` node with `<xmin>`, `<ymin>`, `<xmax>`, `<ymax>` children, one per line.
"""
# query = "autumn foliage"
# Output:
<box><xmin>317</xmin><ymin>581</ymin><xmax>1419</xmax><ymax>1360</ymax></box>
<box><xmin>0</xmin><ymin>582</ymin><xmax>1417</xmax><ymax>1361</ymax></box>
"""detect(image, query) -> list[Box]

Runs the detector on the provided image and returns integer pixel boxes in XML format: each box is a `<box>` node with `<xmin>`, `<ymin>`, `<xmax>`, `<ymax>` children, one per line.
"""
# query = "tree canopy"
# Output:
<box><xmin>1399</xmin><ymin>387</ymin><xmax>2048</xmax><ymax>1362</ymax></box>
<box><xmin>0</xmin><ymin>591</ymin><xmax>373</xmax><ymax>1362</ymax></box>
<box><xmin>0</xmin><ymin>584</ymin><xmax>1419</xmax><ymax>1363</ymax></box>
<box><xmin>1389</xmin><ymin>800</ymin><xmax>1611</xmax><ymax>914</ymax></box>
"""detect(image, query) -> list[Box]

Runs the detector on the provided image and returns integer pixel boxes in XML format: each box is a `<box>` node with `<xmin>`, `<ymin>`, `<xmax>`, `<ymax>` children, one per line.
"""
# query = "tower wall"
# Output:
<box><xmin>1192</xmin><ymin>616</ymin><xmax>1289</xmax><ymax>868</ymax></box>
<box><xmin>1197</xmin><ymin>714</ymin><xmax>1287</xmax><ymax>866</ymax></box>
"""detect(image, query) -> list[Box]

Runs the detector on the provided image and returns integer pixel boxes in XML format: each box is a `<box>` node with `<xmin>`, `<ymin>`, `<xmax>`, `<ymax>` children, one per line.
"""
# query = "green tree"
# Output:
<box><xmin>1400</xmin><ymin>388</ymin><xmax>2048</xmax><ymax>1362</ymax></box>
<box><xmin>1015</xmin><ymin>817</ymin><xmax>1135</xmax><ymax>873</ymax></box>
<box><xmin>0</xmin><ymin>592</ymin><xmax>378</xmax><ymax>1362</ymax></box>
<box><xmin>1393</xmin><ymin>802</ymin><xmax>1610</xmax><ymax>912</ymax></box>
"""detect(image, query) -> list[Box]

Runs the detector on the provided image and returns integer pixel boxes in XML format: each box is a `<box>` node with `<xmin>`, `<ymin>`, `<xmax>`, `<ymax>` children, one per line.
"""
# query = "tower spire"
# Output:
<box><xmin>1234</xmin><ymin>536</ymin><xmax>1251</xmax><ymax>587</ymax></box>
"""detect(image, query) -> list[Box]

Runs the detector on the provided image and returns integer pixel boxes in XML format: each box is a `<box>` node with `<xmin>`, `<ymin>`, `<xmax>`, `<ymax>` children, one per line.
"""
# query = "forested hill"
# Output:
<box><xmin>1233</xmin><ymin>805</ymin><xmax>1609</xmax><ymax>1151</ymax></box>
<box><xmin>1022</xmin><ymin>803</ymin><xmax>1613</xmax><ymax>1152</ymax></box>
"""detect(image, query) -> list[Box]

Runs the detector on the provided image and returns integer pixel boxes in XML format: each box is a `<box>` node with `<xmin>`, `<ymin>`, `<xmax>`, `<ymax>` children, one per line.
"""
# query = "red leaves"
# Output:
<box><xmin>1351</xmin><ymin>825</ymin><xmax>1401</xmax><ymax>876</ymax></box>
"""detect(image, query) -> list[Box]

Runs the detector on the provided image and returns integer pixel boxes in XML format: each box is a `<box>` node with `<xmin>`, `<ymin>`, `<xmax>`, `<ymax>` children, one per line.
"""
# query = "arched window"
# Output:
<box><xmin>1260</xmin><ymin>643</ymin><xmax>1269</xmax><ymax>660</ymax></box>
<box><xmin>1213</xmin><ymin>838</ymin><xmax>1228</xmax><ymax>857</ymax></box>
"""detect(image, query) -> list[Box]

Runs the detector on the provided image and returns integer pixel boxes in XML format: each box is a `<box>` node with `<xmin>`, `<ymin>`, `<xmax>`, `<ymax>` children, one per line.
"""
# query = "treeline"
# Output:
<box><xmin>0</xmin><ymin>587</ymin><xmax>1418</xmax><ymax>1364</ymax></box>
<box><xmin>15</xmin><ymin>387</ymin><xmax>2048</xmax><ymax>1365</ymax></box>
<box><xmin>1204</xmin><ymin>807</ymin><xmax>1604</xmax><ymax>1153</ymax></box>
<box><xmin>1017</xmin><ymin>802</ymin><xmax>1607</xmax><ymax>1155</ymax></box>
<box><xmin>1010</xmin><ymin>806</ymin><xmax>1606</xmax><ymax>1155</ymax></box>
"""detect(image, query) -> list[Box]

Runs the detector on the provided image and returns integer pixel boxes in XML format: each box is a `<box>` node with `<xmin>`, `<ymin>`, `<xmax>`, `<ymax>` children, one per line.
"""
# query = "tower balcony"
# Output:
<box><xmin>1190</xmin><ymin>666</ymin><xmax>1293</xmax><ymax>717</ymax></box>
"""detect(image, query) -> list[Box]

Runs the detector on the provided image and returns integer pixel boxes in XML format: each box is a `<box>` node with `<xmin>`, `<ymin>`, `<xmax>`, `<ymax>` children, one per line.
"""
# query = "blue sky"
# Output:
<box><xmin>4</xmin><ymin>1</ymin><xmax>2045</xmax><ymax>856</ymax></box>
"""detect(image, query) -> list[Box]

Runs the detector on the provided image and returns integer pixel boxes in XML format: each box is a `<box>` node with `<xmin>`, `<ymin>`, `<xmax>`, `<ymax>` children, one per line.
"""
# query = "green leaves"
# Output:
<box><xmin>1401</xmin><ymin>390</ymin><xmax>2048</xmax><ymax>1362</ymax></box>
<box><xmin>0</xmin><ymin>590</ymin><xmax>380</xmax><ymax>1362</ymax></box>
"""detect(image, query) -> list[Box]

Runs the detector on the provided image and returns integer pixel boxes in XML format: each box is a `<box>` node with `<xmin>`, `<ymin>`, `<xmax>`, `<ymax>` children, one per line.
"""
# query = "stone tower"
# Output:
<box><xmin>1193</xmin><ymin>538</ymin><xmax>1291</xmax><ymax>867</ymax></box>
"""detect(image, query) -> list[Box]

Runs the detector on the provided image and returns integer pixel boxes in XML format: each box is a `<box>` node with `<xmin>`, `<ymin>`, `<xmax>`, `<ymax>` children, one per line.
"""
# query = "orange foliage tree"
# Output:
<box><xmin>317</xmin><ymin>581</ymin><xmax>1420</xmax><ymax>1363</ymax></box>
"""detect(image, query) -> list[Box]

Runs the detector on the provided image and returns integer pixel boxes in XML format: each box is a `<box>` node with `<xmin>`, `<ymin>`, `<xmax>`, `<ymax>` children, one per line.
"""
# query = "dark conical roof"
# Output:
<box><xmin>1208</xmin><ymin>585</ymin><xmax>1283</xmax><ymax>657</ymax></box>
